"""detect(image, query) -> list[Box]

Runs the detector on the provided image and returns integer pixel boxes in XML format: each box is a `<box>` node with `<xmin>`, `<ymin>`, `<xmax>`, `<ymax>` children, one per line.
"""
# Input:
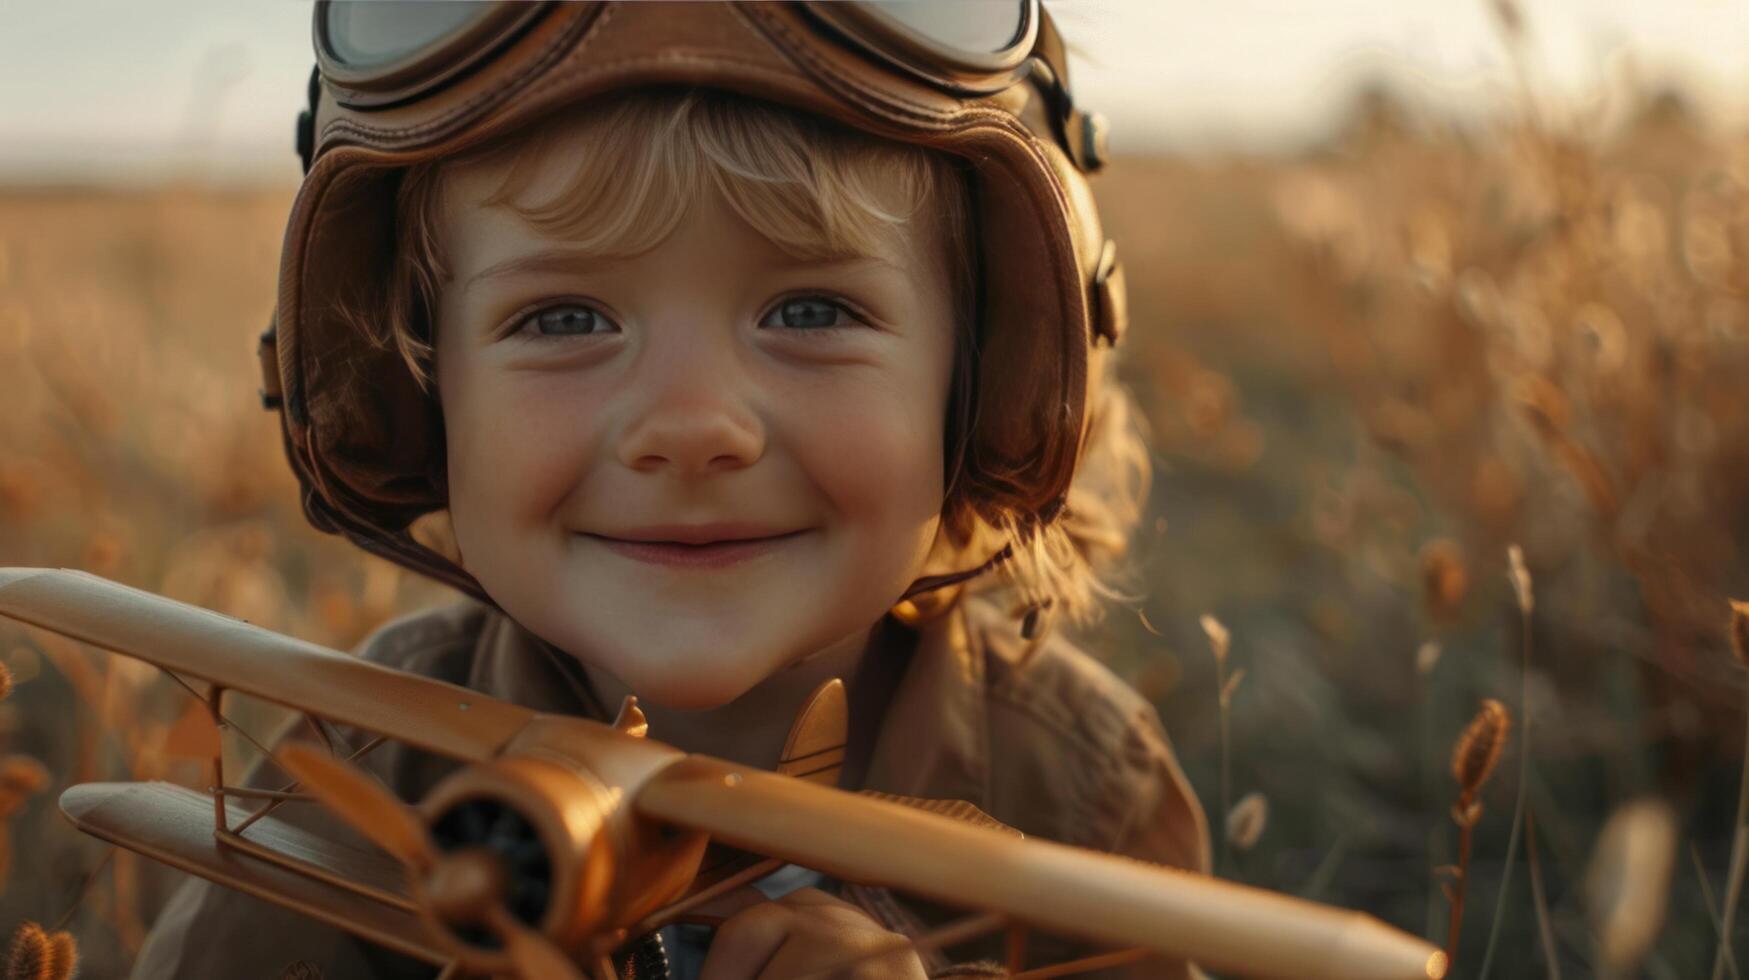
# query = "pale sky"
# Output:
<box><xmin>2</xmin><ymin>0</ymin><xmax>1746</xmax><ymax>182</ymax></box>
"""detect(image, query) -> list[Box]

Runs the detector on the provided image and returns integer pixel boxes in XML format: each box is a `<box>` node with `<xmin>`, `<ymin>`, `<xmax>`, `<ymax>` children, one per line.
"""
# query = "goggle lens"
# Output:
<box><xmin>323</xmin><ymin>1</ymin><xmax>497</xmax><ymax>72</ymax></box>
<box><xmin>857</xmin><ymin>0</ymin><xmax>1029</xmax><ymax>55</ymax></box>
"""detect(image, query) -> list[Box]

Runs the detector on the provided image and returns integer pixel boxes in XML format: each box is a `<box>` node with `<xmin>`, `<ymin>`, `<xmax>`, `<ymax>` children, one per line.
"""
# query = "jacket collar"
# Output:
<box><xmin>857</xmin><ymin>606</ymin><xmax>992</xmax><ymax>811</ymax></box>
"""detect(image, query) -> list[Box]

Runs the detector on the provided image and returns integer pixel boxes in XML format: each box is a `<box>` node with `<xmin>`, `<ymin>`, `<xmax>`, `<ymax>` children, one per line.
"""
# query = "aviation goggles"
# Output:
<box><xmin>301</xmin><ymin>0</ymin><xmax>1106</xmax><ymax>174</ymax></box>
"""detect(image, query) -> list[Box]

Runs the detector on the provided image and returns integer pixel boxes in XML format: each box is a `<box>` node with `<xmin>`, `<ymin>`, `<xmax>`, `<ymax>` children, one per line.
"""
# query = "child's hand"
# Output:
<box><xmin>696</xmin><ymin>886</ymin><xmax>929</xmax><ymax>980</ymax></box>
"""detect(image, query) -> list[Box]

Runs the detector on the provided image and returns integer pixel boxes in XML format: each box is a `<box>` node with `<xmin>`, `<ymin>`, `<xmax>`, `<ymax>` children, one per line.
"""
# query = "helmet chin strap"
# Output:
<box><xmin>896</xmin><ymin>543</ymin><xmax>1014</xmax><ymax>603</ymax></box>
<box><xmin>892</xmin><ymin>541</ymin><xmax>1056</xmax><ymax>644</ymax></box>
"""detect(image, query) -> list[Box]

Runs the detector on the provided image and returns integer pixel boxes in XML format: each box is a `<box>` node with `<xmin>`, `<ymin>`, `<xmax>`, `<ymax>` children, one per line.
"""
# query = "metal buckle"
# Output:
<box><xmin>1091</xmin><ymin>239</ymin><xmax>1125</xmax><ymax>345</ymax></box>
<box><xmin>258</xmin><ymin>321</ymin><xmax>284</xmax><ymax>411</ymax></box>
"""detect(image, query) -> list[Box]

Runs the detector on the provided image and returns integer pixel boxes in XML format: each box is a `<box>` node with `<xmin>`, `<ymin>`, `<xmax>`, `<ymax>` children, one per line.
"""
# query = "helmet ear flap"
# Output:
<box><xmin>953</xmin><ymin>151</ymin><xmax>1087</xmax><ymax>523</ymax></box>
<box><xmin>939</xmin><ymin>297</ymin><xmax>981</xmax><ymax>539</ymax></box>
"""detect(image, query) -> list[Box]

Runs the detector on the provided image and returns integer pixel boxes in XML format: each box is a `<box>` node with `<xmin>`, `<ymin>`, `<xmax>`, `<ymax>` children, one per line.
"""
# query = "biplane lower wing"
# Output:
<box><xmin>0</xmin><ymin>568</ymin><xmax>533</xmax><ymax>762</ymax></box>
<box><xmin>60</xmin><ymin>782</ymin><xmax>448</xmax><ymax>966</ymax></box>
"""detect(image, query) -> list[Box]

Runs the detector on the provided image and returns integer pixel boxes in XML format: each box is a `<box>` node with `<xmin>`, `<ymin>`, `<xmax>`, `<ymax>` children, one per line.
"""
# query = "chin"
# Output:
<box><xmin>573</xmin><ymin>622</ymin><xmax>787</xmax><ymax>711</ymax></box>
<box><xmin>611</xmin><ymin>654</ymin><xmax>769</xmax><ymax>711</ymax></box>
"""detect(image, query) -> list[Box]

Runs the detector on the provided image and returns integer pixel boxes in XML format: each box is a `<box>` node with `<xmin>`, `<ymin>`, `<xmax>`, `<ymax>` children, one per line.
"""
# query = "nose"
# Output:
<box><xmin>614</xmin><ymin>345</ymin><xmax>765</xmax><ymax>477</ymax></box>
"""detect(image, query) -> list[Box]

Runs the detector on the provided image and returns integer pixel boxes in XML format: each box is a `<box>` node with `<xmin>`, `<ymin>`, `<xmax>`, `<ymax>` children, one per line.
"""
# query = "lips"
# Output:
<box><xmin>599</xmin><ymin>523</ymin><xmax>797</xmax><ymax>545</ymax></box>
<box><xmin>582</xmin><ymin>526</ymin><xmax>806</xmax><ymax>569</ymax></box>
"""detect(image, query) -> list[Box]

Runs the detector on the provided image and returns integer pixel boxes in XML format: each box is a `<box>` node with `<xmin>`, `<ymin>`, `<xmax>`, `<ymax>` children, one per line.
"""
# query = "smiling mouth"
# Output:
<box><xmin>582</xmin><ymin>530</ymin><xmax>807</xmax><ymax>569</ymax></box>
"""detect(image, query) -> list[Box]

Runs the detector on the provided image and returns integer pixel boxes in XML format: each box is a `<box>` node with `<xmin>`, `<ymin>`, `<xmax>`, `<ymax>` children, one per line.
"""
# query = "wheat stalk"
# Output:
<box><xmin>1526</xmin><ymin>807</ymin><xmax>1562</xmax><ymax>979</ymax></box>
<box><xmin>1202</xmin><ymin>613</ymin><xmax>1234</xmax><ymax>876</ymax></box>
<box><xmin>1478</xmin><ymin>545</ymin><xmax>1544</xmax><ymax>979</ymax></box>
<box><xmin>1692</xmin><ymin>843</ymin><xmax>1742</xmax><ymax>980</ymax></box>
<box><xmin>1445</xmin><ymin>697</ymin><xmax>1511</xmax><ymax>966</ymax></box>
<box><xmin>1711</xmin><ymin>601</ymin><xmax>1749</xmax><ymax>980</ymax></box>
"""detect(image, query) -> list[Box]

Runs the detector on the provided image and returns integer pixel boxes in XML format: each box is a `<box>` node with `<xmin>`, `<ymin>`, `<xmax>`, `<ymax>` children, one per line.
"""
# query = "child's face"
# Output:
<box><xmin>432</xmin><ymin>133</ymin><xmax>957</xmax><ymax>711</ymax></box>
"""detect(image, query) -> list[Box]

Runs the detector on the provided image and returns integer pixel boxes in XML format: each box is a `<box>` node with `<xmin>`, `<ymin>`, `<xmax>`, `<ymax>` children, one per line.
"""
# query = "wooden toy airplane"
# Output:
<box><xmin>0</xmin><ymin>568</ymin><xmax>1445</xmax><ymax>980</ymax></box>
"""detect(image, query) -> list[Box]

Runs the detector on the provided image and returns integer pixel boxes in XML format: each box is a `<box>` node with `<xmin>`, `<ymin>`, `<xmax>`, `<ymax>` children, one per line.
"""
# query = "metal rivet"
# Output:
<box><xmin>724</xmin><ymin>774</ymin><xmax>742</xmax><ymax>787</ymax></box>
<box><xmin>458</xmin><ymin>702</ymin><xmax>470</xmax><ymax>712</ymax></box>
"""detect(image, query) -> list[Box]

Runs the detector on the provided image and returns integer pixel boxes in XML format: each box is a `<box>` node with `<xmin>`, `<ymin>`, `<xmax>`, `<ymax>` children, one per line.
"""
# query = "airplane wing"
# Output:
<box><xmin>0</xmin><ymin>568</ymin><xmax>534</xmax><ymax>762</ymax></box>
<box><xmin>61</xmin><ymin>781</ymin><xmax>447</xmax><ymax>966</ymax></box>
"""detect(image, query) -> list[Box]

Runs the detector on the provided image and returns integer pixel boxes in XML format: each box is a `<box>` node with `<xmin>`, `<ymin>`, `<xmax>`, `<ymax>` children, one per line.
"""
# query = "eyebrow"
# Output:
<box><xmin>467</xmin><ymin>249</ymin><xmax>632</xmax><ymax>286</ymax></box>
<box><xmin>465</xmin><ymin>248</ymin><xmax>900</xmax><ymax>286</ymax></box>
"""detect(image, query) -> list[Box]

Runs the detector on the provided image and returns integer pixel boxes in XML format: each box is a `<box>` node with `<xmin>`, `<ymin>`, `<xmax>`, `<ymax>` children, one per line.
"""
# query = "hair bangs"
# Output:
<box><xmin>476</xmin><ymin>90</ymin><xmax>941</xmax><ymax>266</ymax></box>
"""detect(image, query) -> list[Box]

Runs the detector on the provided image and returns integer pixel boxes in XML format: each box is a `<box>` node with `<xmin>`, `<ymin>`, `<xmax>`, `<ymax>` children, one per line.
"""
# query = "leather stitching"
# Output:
<box><xmin>320</xmin><ymin>4</ymin><xmax>607</xmax><ymax>145</ymax></box>
<box><xmin>740</xmin><ymin>6</ymin><xmax>957</xmax><ymax>126</ymax></box>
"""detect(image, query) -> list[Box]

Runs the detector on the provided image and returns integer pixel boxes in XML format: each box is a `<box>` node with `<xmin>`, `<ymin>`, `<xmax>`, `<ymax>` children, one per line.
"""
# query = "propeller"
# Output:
<box><xmin>277</xmin><ymin>747</ymin><xmax>432</xmax><ymax>871</ymax></box>
<box><xmin>278</xmin><ymin>743</ymin><xmax>586</xmax><ymax>980</ymax></box>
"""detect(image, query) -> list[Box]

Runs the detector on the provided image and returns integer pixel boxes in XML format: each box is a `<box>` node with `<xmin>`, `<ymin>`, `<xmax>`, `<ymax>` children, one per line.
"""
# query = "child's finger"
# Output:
<box><xmin>697</xmin><ymin>892</ymin><xmax>790</xmax><ymax>980</ymax></box>
<box><xmin>772</xmin><ymin>886</ymin><xmax>848</xmax><ymax>910</ymax></box>
<box><xmin>686</xmin><ymin>884</ymin><xmax>774</xmax><ymax>926</ymax></box>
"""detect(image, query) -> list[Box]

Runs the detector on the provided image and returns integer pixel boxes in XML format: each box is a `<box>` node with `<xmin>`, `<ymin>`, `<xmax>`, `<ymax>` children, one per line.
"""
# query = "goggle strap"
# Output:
<box><xmin>1034</xmin><ymin>10</ymin><xmax>1071</xmax><ymax>94</ymax></box>
<box><xmin>297</xmin><ymin>65</ymin><xmax>320</xmax><ymax>175</ymax></box>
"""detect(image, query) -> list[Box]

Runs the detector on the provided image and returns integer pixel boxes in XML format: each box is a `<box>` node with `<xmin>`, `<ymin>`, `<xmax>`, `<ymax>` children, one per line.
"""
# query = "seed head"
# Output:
<box><xmin>3</xmin><ymin>922</ymin><xmax>46</xmax><ymax>980</ymax></box>
<box><xmin>1452</xmin><ymin>698</ymin><xmax>1512</xmax><ymax>797</ymax></box>
<box><xmin>1416</xmin><ymin>641</ymin><xmax>1443</xmax><ymax>676</ymax></box>
<box><xmin>5</xmin><ymin>922</ymin><xmax>76</xmax><ymax>980</ymax></box>
<box><xmin>1419</xmin><ymin>539</ymin><xmax>1469</xmax><ymax>622</ymax></box>
<box><xmin>1515</xmin><ymin>376</ymin><xmax>1570</xmax><ymax>437</ymax></box>
<box><xmin>1226</xmin><ymin>792</ymin><xmax>1269</xmax><ymax>851</ymax></box>
<box><xmin>1729</xmin><ymin>600</ymin><xmax>1749</xmax><ymax>669</ymax></box>
<box><xmin>1586</xmin><ymin>799</ymin><xmax>1676</xmax><ymax>975</ymax></box>
<box><xmin>1200</xmin><ymin>614</ymin><xmax>1230</xmax><ymax>664</ymax></box>
<box><xmin>1507</xmin><ymin>544</ymin><xmax>1533</xmax><ymax>614</ymax></box>
<box><xmin>0</xmin><ymin>756</ymin><xmax>47</xmax><ymax>798</ymax></box>
<box><xmin>0</xmin><ymin>662</ymin><xmax>11</xmax><ymax>704</ymax></box>
<box><xmin>42</xmin><ymin>934</ymin><xmax>72</xmax><ymax>980</ymax></box>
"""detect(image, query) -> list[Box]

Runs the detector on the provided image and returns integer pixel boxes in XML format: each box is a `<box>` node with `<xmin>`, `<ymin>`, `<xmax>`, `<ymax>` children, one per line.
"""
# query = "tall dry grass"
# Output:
<box><xmin>0</xmin><ymin>187</ymin><xmax>451</xmax><ymax>973</ymax></box>
<box><xmin>1095</xmin><ymin>81</ymin><xmax>1749</xmax><ymax>975</ymax></box>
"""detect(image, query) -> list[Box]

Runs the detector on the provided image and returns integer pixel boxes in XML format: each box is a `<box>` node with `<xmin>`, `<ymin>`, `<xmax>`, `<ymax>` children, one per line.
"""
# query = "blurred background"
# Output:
<box><xmin>4</xmin><ymin>1</ymin><xmax>1749</xmax><ymax>976</ymax></box>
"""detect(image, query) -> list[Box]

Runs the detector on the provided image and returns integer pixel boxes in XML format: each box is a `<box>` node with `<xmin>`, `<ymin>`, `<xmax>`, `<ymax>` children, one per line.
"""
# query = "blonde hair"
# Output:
<box><xmin>371</xmin><ymin>89</ymin><xmax>1149</xmax><ymax>628</ymax></box>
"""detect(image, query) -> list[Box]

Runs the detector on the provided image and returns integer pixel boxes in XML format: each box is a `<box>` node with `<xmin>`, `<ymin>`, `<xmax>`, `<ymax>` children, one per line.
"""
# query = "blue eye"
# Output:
<box><xmin>518</xmin><ymin>303</ymin><xmax>616</xmax><ymax>338</ymax></box>
<box><xmin>761</xmin><ymin>297</ymin><xmax>859</xmax><ymax>330</ymax></box>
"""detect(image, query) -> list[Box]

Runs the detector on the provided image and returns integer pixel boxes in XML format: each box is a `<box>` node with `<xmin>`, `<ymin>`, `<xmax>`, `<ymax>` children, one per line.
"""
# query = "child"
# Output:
<box><xmin>133</xmin><ymin>3</ymin><xmax>1208</xmax><ymax>978</ymax></box>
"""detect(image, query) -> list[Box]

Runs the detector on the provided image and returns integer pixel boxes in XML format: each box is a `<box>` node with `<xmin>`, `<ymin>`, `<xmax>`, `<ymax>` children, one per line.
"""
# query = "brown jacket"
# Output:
<box><xmin>131</xmin><ymin>598</ymin><xmax>1210</xmax><ymax>979</ymax></box>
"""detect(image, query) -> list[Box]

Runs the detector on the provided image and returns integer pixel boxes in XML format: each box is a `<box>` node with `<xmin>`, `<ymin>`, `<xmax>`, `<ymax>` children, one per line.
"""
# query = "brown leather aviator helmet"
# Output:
<box><xmin>262</xmin><ymin>1</ymin><xmax>1130</xmax><ymax>601</ymax></box>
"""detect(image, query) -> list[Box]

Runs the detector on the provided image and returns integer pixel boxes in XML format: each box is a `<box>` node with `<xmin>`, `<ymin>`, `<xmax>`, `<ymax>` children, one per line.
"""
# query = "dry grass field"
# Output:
<box><xmin>2</xmin><ymin>88</ymin><xmax>1748</xmax><ymax>977</ymax></box>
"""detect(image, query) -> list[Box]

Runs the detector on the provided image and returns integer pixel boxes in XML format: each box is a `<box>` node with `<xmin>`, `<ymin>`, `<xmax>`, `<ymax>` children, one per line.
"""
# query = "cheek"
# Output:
<box><xmin>784</xmin><ymin>361</ymin><xmax>950</xmax><ymax>536</ymax></box>
<box><xmin>440</xmin><ymin>358</ymin><xmax>602</xmax><ymax>541</ymax></box>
